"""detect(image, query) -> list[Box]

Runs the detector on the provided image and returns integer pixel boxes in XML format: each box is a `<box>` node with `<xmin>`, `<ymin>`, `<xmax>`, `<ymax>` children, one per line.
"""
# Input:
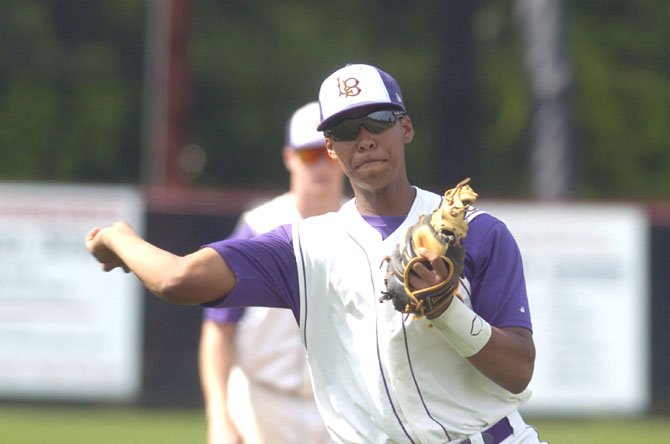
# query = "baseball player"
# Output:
<box><xmin>86</xmin><ymin>63</ymin><xmax>546</xmax><ymax>444</ymax></box>
<box><xmin>199</xmin><ymin>101</ymin><xmax>343</xmax><ymax>444</ymax></box>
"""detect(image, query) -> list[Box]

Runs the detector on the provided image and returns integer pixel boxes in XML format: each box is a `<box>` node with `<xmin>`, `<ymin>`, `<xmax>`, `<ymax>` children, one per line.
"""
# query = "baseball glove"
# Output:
<box><xmin>379</xmin><ymin>178</ymin><xmax>478</xmax><ymax>319</ymax></box>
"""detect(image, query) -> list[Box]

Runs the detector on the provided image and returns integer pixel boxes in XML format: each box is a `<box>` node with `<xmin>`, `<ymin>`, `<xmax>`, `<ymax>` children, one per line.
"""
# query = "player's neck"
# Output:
<box><xmin>294</xmin><ymin>190</ymin><xmax>342</xmax><ymax>218</ymax></box>
<box><xmin>354</xmin><ymin>182</ymin><xmax>415</xmax><ymax>217</ymax></box>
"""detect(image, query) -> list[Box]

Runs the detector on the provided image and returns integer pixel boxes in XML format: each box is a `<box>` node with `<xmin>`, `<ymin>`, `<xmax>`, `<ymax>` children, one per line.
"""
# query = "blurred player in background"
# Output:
<box><xmin>199</xmin><ymin>102</ymin><xmax>343</xmax><ymax>444</ymax></box>
<box><xmin>86</xmin><ymin>64</ymin><xmax>545</xmax><ymax>443</ymax></box>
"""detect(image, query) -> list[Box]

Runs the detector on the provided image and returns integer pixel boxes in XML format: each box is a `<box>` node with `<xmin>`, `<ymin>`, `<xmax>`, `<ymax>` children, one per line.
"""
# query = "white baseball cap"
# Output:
<box><xmin>316</xmin><ymin>63</ymin><xmax>406</xmax><ymax>131</ymax></box>
<box><xmin>285</xmin><ymin>101</ymin><xmax>326</xmax><ymax>150</ymax></box>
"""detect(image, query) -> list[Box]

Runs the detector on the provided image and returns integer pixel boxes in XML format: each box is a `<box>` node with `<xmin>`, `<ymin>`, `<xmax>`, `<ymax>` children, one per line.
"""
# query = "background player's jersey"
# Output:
<box><xmin>203</xmin><ymin>193</ymin><xmax>311</xmax><ymax>394</ymax></box>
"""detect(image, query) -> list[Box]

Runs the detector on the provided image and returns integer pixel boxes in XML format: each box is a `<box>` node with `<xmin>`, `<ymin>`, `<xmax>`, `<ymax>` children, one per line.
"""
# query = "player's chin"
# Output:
<box><xmin>311</xmin><ymin>173</ymin><xmax>338</xmax><ymax>186</ymax></box>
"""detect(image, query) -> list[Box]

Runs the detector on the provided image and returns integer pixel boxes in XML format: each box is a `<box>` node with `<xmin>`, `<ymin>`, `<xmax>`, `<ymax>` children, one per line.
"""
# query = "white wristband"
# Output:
<box><xmin>431</xmin><ymin>296</ymin><xmax>492</xmax><ymax>358</ymax></box>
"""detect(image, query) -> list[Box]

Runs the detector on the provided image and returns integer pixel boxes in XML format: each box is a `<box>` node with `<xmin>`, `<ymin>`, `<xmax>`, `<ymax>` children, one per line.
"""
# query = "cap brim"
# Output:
<box><xmin>291</xmin><ymin>141</ymin><xmax>327</xmax><ymax>150</ymax></box>
<box><xmin>317</xmin><ymin>102</ymin><xmax>406</xmax><ymax>131</ymax></box>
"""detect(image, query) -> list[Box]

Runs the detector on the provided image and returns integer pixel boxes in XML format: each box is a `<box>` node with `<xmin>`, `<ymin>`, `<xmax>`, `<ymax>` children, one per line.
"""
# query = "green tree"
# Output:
<box><xmin>0</xmin><ymin>0</ymin><xmax>668</xmax><ymax>199</ymax></box>
<box><xmin>0</xmin><ymin>0</ymin><xmax>144</xmax><ymax>183</ymax></box>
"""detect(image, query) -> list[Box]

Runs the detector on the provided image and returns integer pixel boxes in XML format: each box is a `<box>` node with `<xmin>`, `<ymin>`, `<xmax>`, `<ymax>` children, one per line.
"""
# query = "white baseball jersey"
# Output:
<box><xmin>293</xmin><ymin>188</ymin><xmax>530</xmax><ymax>444</ymax></box>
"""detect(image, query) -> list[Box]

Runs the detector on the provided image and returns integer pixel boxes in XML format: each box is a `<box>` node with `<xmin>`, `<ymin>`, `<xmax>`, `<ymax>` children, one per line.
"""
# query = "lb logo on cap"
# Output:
<box><xmin>337</xmin><ymin>77</ymin><xmax>361</xmax><ymax>98</ymax></box>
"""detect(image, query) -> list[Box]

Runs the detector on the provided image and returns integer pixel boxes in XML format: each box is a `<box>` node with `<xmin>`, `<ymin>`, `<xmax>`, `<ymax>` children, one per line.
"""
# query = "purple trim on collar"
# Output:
<box><xmin>361</xmin><ymin>214</ymin><xmax>406</xmax><ymax>240</ymax></box>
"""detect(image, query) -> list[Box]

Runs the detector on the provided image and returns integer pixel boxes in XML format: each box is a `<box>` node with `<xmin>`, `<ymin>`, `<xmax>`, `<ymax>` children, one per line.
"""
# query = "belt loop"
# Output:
<box><xmin>506</xmin><ymin>410</ymin><xmax>527</xmax><ymax>435</ymax></box>
<box><xmin>462</xmin><ymin>434</ymin><xmax>485</xmax><ymax>444</ymax></box>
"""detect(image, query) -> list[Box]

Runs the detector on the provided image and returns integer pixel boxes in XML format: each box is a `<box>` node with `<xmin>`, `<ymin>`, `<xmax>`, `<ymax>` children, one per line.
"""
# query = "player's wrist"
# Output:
<box><xmin>424</xmin><ymin>292</ymin><xmax>454</xmax><ymax>319</ymax></box>
<box><xmin>430</xmin><ymin>296</ymin><xmax>492</xmax><ymax>357</ymax></box>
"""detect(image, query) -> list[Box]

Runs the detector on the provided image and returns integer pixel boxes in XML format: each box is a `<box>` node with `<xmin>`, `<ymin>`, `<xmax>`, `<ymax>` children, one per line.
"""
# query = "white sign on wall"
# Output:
<box><xmin>481</xmin><ymin>201</ymin><xmax>649</xmax><ymax>415</ymax></box>
<box><xmin>0</xmin><ymin>183</ymin><xmax>144</xmax><ymax>401</ymax></box>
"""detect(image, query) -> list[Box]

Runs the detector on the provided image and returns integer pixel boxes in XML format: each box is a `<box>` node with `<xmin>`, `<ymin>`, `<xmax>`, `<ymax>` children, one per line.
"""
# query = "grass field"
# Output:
<box><xmin>1</xmin><ymin>405</ymin><xmax>669</xmax><ymax>443</ymax></box>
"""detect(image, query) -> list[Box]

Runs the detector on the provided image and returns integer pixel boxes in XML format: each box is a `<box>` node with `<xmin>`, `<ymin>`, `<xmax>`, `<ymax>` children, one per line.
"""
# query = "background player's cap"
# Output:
<box><xmin>285</xmin><ymin>101</ymin><xmax>326</xmax><ymax>150</ymax></box>
<box><xmin>316</xmin><ymin>63</ymin><xmax>405</xmax><ymax>131</ymax></box>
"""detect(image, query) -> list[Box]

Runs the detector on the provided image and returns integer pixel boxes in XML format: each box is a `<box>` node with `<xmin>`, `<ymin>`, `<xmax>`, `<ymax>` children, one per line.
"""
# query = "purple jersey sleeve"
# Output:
<box><xmin>202</xmin><ymin>221</ymin><xmax>256</xmax><ymax>324</ymax></box>
<box><xmin>462</xmin><ymin>213</ymin><xmax>533</xmax><ymax>331</ymax></box>
<box><xmin>203</xmin><ymin>305</ymin><xmax>245</xmax><ymax>323</ymax></box>
<box><xmin>204</xmin><ymin>224</ymin><xmax>300</xmax><ymax>322</ymax></box>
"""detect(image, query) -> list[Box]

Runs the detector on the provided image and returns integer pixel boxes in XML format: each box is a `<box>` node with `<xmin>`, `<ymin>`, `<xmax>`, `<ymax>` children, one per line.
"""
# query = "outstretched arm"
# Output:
<box><xmin>85</xmin><ymin>221</ymin><xmax>235</xmax><ymax>305</ymax></box>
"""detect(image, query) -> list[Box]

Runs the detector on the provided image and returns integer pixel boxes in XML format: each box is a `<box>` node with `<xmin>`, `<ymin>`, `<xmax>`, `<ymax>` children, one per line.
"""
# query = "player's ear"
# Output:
<box><xmin>401</xmin><ymin>115</ymin><xmax>414</xmax><ymax>144</ymax></box>
<box><xmin>325</xmin><ymin>138</ymin><xmax>338</xmax><ymax>159</ymax></box>
<box><xmin>282</xmin><ymin>147</ymin><xmax>293</xmax><ymax>171</ymax></box>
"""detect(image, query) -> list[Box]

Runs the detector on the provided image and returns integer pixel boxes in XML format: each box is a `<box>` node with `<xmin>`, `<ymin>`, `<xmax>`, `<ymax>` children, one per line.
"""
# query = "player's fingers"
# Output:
<box><xmin>410</xmin><ymin>260</ymin><xmax>432</xmax><ymax>280</ymax></box>
<box><xmin>86</xmin><ymin>227</ymin><xmax>100</xmax><ymax>241</ymax></box>
<box><xmin>408</xmin><ymin>267</ymin><xmax>443</xmax><ymax>291</ymax></box>
<box><xmin>85</xmin><ymin>228</ymin><xmax>104</xmax><ymax>255</ymax></box>
<box><xmin>410</xmin><ymin>258</ymin><xmax>443</xmax><ymax>287</ymax></box>
<box><xmin>416</xmin><ymin>247</ymin><xmax>449</xmax><ymax>279</ymax></box>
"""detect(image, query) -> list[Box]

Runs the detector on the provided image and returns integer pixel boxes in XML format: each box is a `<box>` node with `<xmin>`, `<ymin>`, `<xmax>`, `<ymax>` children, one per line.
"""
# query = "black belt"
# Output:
<box><xmin>480</xmin><ymin>416</ymin><xmax>513</xmax><ymax>444</ymax></box>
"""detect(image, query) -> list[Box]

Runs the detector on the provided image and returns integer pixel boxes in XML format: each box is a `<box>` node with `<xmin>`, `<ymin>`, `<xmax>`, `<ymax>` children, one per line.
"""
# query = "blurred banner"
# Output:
<box><xmin>0</xmin><ymin>183</ymin><xmax>144</xmax><ymax>402</ymax></box>
<box><xmin>483</xmin><ymin>201</ymin><xmax>650</xmax><ymax>415</ymax></box>
<box><xmin>0</xmin><ymin>185</ymin><xmax>653</xmax><ymax>413</ymax></box>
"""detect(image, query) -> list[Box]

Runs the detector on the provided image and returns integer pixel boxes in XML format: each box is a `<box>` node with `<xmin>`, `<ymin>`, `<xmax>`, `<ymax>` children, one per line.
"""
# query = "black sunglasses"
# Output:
<box><xmin>324</xmin><ymin>110</ymin><xmax>405</xmax><ymax>142</ymax></box>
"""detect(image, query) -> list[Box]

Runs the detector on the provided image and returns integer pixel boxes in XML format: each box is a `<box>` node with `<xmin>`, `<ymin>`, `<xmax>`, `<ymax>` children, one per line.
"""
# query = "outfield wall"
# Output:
<box><xmin>136</xmin><ymin>193</ymin><xmax>670</xmax><ymax>416</ymax></box>
<box><xmin>139</xmin><ymin>191</ymin><xmax>670</xmax><ymax>415</ymax></box>
<box><xmin>1</xmin><ymin>183</ymin><xmax>669</xmax><ymax>415</ymax></box>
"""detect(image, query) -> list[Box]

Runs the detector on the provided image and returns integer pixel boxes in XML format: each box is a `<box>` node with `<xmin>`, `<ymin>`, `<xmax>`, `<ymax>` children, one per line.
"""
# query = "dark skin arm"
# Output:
<box><xmin>85</xmin><ymin>222</ymin><xmax>235</xmax><ymax>304</ymax></box>
<box><xmin>410</xmin><ymin>248</ymin><xmax>535</xmax><ymax>394</ymax></box>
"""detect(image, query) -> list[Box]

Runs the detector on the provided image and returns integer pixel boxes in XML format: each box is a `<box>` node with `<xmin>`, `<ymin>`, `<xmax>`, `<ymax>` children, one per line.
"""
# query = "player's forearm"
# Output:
<box><xmin>468</xmin><ymin>326</ymin><xmax>535</xmax><ymax>394</ymax></box>
<box><xmin>199</xmin><ymin>321</ymin><xmax>236</xmax><ymax>418</ymax></box>
<box><xmin>431</xmin><ymin>297</ymin><xmax>534</xmax><ymax>393</ymax></box>
<box><xmin>101</xmin><ymin>227</ymin><xmax>185</xmax><ymax>298</ymax></box>
<box><xmin>92</xmin><ymin>225</ymin><xmax>235</xmax><ymax>304</ymax></box>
